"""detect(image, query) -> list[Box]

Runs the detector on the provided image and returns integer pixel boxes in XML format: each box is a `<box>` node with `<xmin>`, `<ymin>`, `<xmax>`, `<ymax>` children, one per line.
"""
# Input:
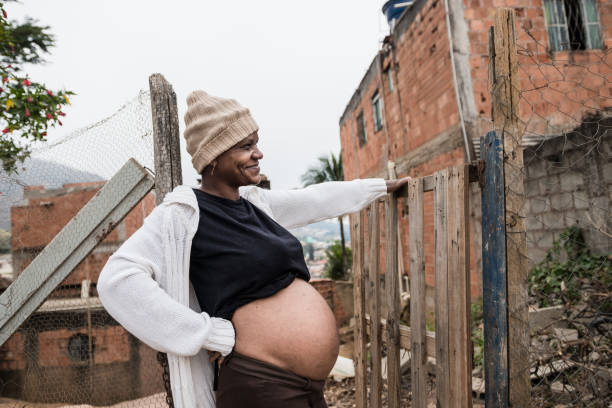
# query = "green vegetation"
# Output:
<box><xmin>529</xmin><ymin>226</ymin><xmax>612</xmax><ymax>310</ymax></box>
<box><xmin>471</xmin><ymin>300</ymin><xmax>484</xmax><ymax>371</ymax></box>
<box><xmin>323</xmin><ymin>240</ymin><xmax>352</xmax><ymax>280</ymax></box>
<box><xmin>0</xmin><ymin>228</ymin><xmax>9</xmax><ymax>253</ymax></box>
<box><xmin>0</xmin><ymin>1</ymin><xmax>74</xmax><ymax>174</ymax></box>
<box><xmin>301</xmin><ymin>152</ymin><xmax>348</xmax><ymax>276</ymax></box>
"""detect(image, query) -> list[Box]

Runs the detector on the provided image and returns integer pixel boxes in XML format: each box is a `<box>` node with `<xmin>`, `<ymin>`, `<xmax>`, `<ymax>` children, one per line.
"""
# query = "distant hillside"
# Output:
<box><xmin>289</xmin><ymin>218</ymin><xmax>351</xmax><ymax>243</ymax></box>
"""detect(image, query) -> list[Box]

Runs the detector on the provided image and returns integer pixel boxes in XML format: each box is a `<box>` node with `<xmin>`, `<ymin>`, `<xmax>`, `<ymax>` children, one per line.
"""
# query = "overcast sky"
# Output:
<box><xmin>8</xmin><ymin>1</ymin><xmax>392</xmax><ymax>189</ymax></box>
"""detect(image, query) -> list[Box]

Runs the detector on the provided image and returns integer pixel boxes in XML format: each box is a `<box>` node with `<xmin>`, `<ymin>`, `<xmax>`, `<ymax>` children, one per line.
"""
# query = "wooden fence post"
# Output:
<box><xmin>489</xmin><ymin>9</ymin><xmax>530</xmax><ymax>407</ymax></box>
<box><xmin>385</xmin><ymin>193</ymin><xmax>401</xmax><ymax>408</ymax></box>
<box><xmin>368</xmin><ymin>202</ymin><xmax>383</xmax><ymax>408</ymax></box>
<box><xmin>149</xmin><ymin>73</ymin><xmax>183</xmax><ymax>407</ymax></box>
<box><xmin>481</xmin><ymin>131</ymin><xmax>509</xmax><ymax>407</ymax></box>
<box><xmin>408</xmin><ymin>179</ymin><xmax>426</xmax><ymax>408</ymax></box>
<box><xmin>352</xmin><ymin>211</ymin><xmax>368</xmax><ymax>408</ymax></box>
<box><xmin>434</xmin><ymin>169</ymin><xmax>450</xmax><ymax>408</ymax></box>
<box><xmin>149</xmin><ymin>73</ymin><xmax>183</xmax><ymax>204</ymax></box>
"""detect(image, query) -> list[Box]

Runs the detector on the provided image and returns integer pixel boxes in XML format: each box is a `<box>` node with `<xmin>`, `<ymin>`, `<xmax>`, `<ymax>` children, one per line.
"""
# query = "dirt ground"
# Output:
<box><xmin>323</xmin><ymin>376</ymin><xmax>485</xmax><ymax>408</ymax></box>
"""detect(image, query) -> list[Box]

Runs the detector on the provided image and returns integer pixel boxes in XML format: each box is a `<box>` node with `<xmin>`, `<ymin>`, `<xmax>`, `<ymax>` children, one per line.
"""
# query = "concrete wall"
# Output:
<box><xmin>524</xmin><ymin>119</ymin><xmax>612</xmax><ymax>264</ymax></box>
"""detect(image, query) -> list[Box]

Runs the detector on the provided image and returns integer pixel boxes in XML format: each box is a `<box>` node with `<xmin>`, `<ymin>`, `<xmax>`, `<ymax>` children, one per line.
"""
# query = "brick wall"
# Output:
<box><xmin>1</xmin><ymin>182</ymin><xmax>162</xmax><ymax>404</ymax></box>
<box><xmin>339</xmin><ymin>0</ymin><xmax>612</xmax><ymax>301</ymax></box>
<box><xmin>310</xmin><ymin>278</ymin><xmax>346</xmax><ymax>326</ymax></box>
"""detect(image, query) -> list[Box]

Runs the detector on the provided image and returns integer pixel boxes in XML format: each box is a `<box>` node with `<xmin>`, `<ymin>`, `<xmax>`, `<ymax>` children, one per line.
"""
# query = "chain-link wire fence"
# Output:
<box><xmin>0</xmin><ymin>90</ymin><xmax>171</xmax><ymax>407</ymax></box>
<box><xmin>474</xmin><ymin>9</ymin><xmax>611</xmax><ymax>407</ymax></box>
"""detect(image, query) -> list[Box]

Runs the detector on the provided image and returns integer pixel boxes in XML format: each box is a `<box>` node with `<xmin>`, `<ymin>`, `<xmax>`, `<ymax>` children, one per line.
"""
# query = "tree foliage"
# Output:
<box><xmin>0</xmin><ymin>2</ymin><xmax>73</xmax><ymax>174</ymax></box>
<box><xmin>323</xmin><ymin>240</ymin><xmax>352</xmax><ymax>281</ymax></box>
<box><xmin>300</xmin><ymin>152</ymin><xmax>343</xmax><ymax>186</ymax></box>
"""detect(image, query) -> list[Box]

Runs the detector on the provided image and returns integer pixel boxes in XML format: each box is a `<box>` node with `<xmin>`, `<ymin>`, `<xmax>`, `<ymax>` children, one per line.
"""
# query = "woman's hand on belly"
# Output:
<box><xmin>231</xmin><ymin>278</ymin><xmax>340</xmax><ymax>380</ymax></box>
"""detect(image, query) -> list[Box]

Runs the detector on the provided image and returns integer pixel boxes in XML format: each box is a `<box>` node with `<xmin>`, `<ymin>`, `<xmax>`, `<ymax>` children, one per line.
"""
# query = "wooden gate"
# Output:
<box><xmin>351</xmin><ymin>164</ymin><xmax>474</xmax><ymax>408</ymax></box>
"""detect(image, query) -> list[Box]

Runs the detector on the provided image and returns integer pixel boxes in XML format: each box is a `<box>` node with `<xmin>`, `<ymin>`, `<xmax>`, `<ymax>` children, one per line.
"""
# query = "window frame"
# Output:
<box><xmin>371</xmin><ymin>91</ymin><xmax>383</xmax><ymax>133</ymax></box>
<box><xmin>543</xmin><ymin>0</ymin><xmax>603</xmax><ymax>51</ymax></box>
<box><xmin>356</xmin><ymin>111</ymin><xmax>367</xmax><ymax>147</ymax></box>
<box><xmin>386</xmin><ymin>68</ymin><xmax>394</xmax><ymax>92</ymax></box>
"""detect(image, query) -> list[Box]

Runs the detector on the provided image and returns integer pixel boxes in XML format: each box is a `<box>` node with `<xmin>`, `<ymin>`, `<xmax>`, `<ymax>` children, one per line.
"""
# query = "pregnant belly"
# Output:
<box><xmin>231</xmin><ymin>278</ymin><xmax>340</xmax><ymax>380</ymax></box>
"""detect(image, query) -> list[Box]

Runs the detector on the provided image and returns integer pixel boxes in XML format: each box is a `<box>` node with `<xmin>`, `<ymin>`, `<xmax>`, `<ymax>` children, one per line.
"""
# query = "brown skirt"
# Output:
<box><xmin>215</xmin><ymin>350</ymin><xmax>328</xmax><ymax>408</ymax></box>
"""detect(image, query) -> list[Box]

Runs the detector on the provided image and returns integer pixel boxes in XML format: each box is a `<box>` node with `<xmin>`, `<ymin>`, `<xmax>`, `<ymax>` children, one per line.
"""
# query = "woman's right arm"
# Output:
<box><xmin>97</xmin><ymin>204</ymin><xmax>234</xmax><ymax>357</ymax></box>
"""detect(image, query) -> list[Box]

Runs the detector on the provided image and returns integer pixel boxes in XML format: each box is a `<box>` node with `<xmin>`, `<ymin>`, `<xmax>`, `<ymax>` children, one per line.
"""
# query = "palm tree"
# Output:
<box><xmin>301</xmin><ymin>152</ymin><xmax>348</xmax><ymax>279</ymax></box>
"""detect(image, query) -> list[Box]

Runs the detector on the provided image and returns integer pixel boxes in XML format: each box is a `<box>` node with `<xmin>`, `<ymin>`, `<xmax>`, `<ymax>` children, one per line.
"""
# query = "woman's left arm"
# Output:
<box><xmin>256</xmin><ymin>177</ymin><xmax>411</xmax><ymax>230</ymax></box>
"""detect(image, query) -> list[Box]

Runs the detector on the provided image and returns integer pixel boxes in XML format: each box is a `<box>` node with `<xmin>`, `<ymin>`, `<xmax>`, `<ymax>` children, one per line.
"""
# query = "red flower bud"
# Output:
<box><xmin>46</xmin><ymin>113</ymin><xmax>52</xmax><ymax>119</ymax></box>
<box><xmin>0</xmin><ymin>88</ymin><xmax>3</xmax><ymax>93</ymax></box>
<box><xmin>58</xmin><ymin>120</ymin><xmax>63</xmax><ymax>126</ymax></box>
<box><xmin>25</xmin><ymin>108</ymin><xmax>30</xmax><ymax>117</ymax></box>
<box><xmin>2</xmin><ymin>77</ymin><xmax>7</xmax><ymax>83</ymax></box>
<box><xmin>59</xmin><ymin>112</ymin><xmax>66</xmax><ymax>116</ymax></box>
<box><xmin>2</xmin><ymin>128</ymin><xmax>9</xmax><ymax>134</ymax></box>
<box><xmin>6</xmin><ymin>64</ymin><xmax>10</xmax><ymax>68</ymax></box>
<box><xmin>2</xmin><ymin>10</ymin><xmax>7</xmax><ymax>19</ymax></box>
<box><xmin>23</xmin><ymin>79</ymin><xmax>30</xmax><ymax>86</ymax></box>
<box><xmin>46</xmin><ymin>90</ymin><xmax>53</xmax><ymax>96</ymax></box>
<box><xmin>27</xmin><ymin>96</ymin><xmax>32</xmax><ymax>102</ymax></box>
<box><xmin>41</xmin><ymin>131</ymin><xmax>47</xmax><ymax>136</ymax></box>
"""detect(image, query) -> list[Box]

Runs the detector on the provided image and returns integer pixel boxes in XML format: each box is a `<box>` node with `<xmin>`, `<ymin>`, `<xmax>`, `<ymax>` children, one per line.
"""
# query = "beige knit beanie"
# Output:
<box><xmin>183</xmin><ymin>90</ymin><xmax>259</xmax><ymax>174</ymax></box>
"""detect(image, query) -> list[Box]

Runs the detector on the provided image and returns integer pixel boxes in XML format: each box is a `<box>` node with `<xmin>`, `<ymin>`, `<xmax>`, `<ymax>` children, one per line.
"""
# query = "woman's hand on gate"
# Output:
<box><xmin>386</xmin><ymin>176</ymin><xmax>412</xmax><ymax>193</ymax></box>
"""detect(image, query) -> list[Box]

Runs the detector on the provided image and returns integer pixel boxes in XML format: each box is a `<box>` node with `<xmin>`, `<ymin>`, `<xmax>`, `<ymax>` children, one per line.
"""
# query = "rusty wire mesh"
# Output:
<box><xmin>0</xmin><ymin>90</ymin><xmax>171</xmax><ymax>407</ymax></box>
<box><xmin>479</xmin><ymin>11</ymin><xmax>612</xmax><ymax>407</ymax></box>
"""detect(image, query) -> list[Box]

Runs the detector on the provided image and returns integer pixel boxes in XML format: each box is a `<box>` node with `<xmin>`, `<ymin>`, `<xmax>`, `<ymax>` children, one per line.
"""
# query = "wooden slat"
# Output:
<box><xmin>447</xmin><ymin>165</ymin><xmax>472</xmax><ymax>408</ymax></box>
<box><xmin>408</xmin><ymin>178</ymin><xmax>427</xmax><ymax>408</ymax></box>
<box><xmin>481</xmin><ymin>131</ymin><xmax>509</xmax><ymax>406</ymax></box>
<box><xmin>491</xmin><ymin>8</ymin><xmax>530</xmax><ymax>407</ymax></box>
<box><xmin>385</xmin><ymin>193</ymin><xmax>401</xmax><ymax>408</ymax></box>
<box><xmin>0</xmin><ymin>159</ymin><xmax>154</xmax><ymax>346</ymax></box>
<box><xmin>434</xmin><ymin>169</ymin><xmax>450</xmax><ymax>408</ymax></box>
<box><xmin>352</xmin><ymin>211</ymin><xmax>368</xmax><ymax>408</ymax></box>
<box><xmin>364</xmin><ymin>317</ymin><xmax>437</xmax><ymax>358</ymax></box>
<box><xmin>368</xmin><ymin>202</ymin><xmax>382</xmax><ymax>408</ymax></box>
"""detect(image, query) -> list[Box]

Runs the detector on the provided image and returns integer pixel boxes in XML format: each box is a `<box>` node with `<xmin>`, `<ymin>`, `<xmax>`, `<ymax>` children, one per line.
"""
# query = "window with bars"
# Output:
<box><xmin>357</xmin><ymin>112</ymin><xmax>367</xmax><ymax>147</ymax></box>
<box><xmin>543</xmin><ymin>0</ymin><xmax>602</xmax><ymax>51</ymax></box>
<box><xmin>372</xmin><ymin>92</ymin><xmax>383</xmax><ymax>132</ymax></box>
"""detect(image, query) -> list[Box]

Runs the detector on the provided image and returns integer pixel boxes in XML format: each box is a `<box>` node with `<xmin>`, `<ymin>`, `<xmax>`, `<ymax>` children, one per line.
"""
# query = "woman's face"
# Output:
<box><xmin>214</xmin><ymin>131</ymin><xmax>263</xmax><ymax>186</ymax></box>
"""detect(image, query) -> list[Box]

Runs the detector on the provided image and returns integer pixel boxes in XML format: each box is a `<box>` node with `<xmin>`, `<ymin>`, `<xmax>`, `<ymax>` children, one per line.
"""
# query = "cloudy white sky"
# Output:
<box><xmin>8</xmin><ymin>1</ymin><xmax>393</xmax><ymax>189</ymax></box>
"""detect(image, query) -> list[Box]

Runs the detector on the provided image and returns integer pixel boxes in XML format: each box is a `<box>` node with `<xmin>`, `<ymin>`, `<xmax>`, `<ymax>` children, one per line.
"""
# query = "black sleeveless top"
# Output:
<box><xmin>189</xmin><ymin>188</ymin><xmax>310</xmax><ymax>320</ymax></box>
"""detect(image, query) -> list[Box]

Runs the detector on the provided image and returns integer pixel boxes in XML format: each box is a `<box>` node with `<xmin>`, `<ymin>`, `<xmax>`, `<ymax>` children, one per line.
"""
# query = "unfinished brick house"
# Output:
<box><xmin>0</xmin><ymin>182</ymin><xmax>164</xmax><ymax>404</ymax></box>
<box><xmin>341</xmin><ymin>0</ymin><xmax>612</xmax><ymax>301</ymax></box>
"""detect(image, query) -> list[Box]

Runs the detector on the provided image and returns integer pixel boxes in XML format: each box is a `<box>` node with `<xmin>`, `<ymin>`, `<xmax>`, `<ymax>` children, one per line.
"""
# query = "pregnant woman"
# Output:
<box><xmin>98</xmin><ymin>91</ymin><xmax>409</xmax><ymax>408</ymax></box>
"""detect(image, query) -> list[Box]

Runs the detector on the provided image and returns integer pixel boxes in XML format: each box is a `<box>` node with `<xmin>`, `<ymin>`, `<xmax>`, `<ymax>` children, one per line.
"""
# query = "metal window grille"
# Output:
<box><xmin>357</xmin><ymin>112</ymin><xmax>367</xmax><ymax>146</ymax></box>
<box><xmin>372</xmin><ymin>92</ymin><xmax>383</xmax><ymax>132</ymax></box>
<box><xmin>543</xmin><ymin>0</ymin><xmax>602</xmax><ymax>51</ymax></box>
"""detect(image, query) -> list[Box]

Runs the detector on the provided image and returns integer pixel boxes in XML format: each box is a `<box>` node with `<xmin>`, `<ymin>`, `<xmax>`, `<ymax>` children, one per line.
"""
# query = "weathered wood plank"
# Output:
<box><xmin>434</xmin><ymin>169</ymin><xmax>450</xmax><ymax>408</ymax></box>
<box><xmin>408</xmin><ymin>178</ymin><xmax>427</xmax><ymax>408</ymax></box>
<box><xmin>363</xmin><ymin>317</ymin><xmax>437</xmax><ymax>357</ymax></box>
<box><xmin>368</xmin><ymin>202</ymin><xmax>382</xmax><ymax>408</ymax></box>
<box><xmin>491</xmin><ymin>8</ymin><xmax>530</xmax><ymax>407</ymax></box>
<box><xmin>385</xmin><ymin>193</ymin><xmax>401</xmax><ymax>408</ymax></box>
<box><xmin>481</xmin><ymin>130</ymin><xmax>509</xmax><ymax>408</ymax></box>
<box><xmin>0</xmin><ymin>159</ymin><xmax>155</xmax><ymax>346</ymax></box>
<box><xmin>352</xmin><ymin>211</ymin><xmax>368</xmax><ymax>408</ymax></box>
<box><xmin>447</xmin><ymin>165</ymin><xmax>472</xmax><ymax>408</ymax></box>
<box><xmin>149</xmin><ymin>73</ymin><xmax>183</xmax><ymax>204</ymax></box>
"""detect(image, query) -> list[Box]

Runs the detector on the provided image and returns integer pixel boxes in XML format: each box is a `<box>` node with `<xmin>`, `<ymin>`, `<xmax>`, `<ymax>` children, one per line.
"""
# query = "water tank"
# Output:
<box><xmin>382</xmin><ymin>0</ymin><xmax>412</xmax><ymax>26</ymax></box>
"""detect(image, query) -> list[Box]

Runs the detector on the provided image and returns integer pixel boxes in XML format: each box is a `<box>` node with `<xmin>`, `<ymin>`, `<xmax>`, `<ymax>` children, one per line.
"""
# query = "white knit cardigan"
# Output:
<box><xmin>97</xmin><ymin>179</ymin><xmax>387</xmax><ymax>408</ymax></box>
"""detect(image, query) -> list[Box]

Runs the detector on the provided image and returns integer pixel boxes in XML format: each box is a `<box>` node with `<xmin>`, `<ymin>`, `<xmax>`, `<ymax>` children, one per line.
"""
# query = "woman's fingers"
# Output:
<box><xmin>208</xmin><ymin>350</ymin><xmax>221</xmax><ymax>363</ymax></box>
